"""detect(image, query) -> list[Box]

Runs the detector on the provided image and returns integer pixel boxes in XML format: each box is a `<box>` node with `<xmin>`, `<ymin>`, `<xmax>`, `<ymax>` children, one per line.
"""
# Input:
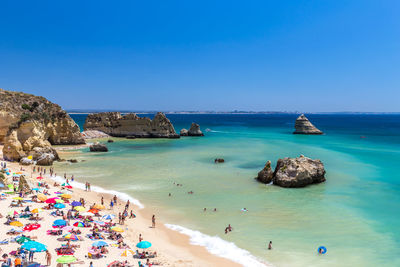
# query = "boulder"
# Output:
<box><xmin>20</xmin><ymin>157</ymin><xmax>34</xmax><ymax>165</ymax></box>
<box><xmin>214</xmin><ymin>158</ymin><xmax>225</xmax><ymax>163</ymax></box>
<box><xmin>256</xmin><ymin>160</ymin><xmax>274</xmax><ymax>184</ymax></box>
<box><xmin>273</xmin><ymin>155</ymin><xmax>326</xmax><ymax>187</ymax></box>
<box><xmin>18</xmin><ymin>175</ymin><xmax>30</xmax><ymax>192</ymax></box>
<box><xmin>188</xmin><ymin>123</ymin><xmax>204</xmax><ymax>136</ymax></box>
<box><xmin>180</xmin><ymin>128</ymin><xmax>188</xmax><ymax>136</ymax></box>
<box><xmin>293</xmin><ymin>114</ymin><xmax>323</xmax><ymax>135</ymax></box>
<box><xmin>89</xmin><ymin>142</ymin><xmax>108</xmax><ymax>152</ymax></box>
<box><xmin>107</xmin><ymin>139</ymin><xmax>114</xmax><ymax>143</ymax></box>
<box><xmin>31</xmin><ymin>146</ymin><xmax>60</xmax><ymax>166</ymax></box>
<box><xmin>67</xmin><ymin>159</ymin><xmax>78</xmax><ymax>163</ymax></box>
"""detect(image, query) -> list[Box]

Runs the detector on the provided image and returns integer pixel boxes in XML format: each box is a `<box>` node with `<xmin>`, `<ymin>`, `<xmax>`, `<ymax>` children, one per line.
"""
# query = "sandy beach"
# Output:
<box><xmin>0</xmin><ymin>145</ymin><xmax>241</xmax><ymax>267</ymax></box>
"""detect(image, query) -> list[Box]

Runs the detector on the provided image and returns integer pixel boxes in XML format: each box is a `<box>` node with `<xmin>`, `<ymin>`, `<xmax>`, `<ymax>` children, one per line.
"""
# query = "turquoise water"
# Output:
<box><xmin>56</xmin><ymin>114</ymin><xmax>400</xmax><ymax>266</ymax></box>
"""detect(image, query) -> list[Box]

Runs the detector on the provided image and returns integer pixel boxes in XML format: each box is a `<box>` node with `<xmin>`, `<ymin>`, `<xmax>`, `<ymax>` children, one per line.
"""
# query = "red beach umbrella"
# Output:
<box><xmin>24</xmin><ymin>223</ymin><xmax>41</xmax><ymax>231</ymax></box>
<box><xmin>36</xmin><ymin>176</ymin><xmax>44</xmax><ymax>180</ymax></box>
<box><xmin>65</xmin><ymin>185</ymin><xmax>73</xmax><ymax>189</ymax></box>
<box><xmin>87</xmin><ymin>209</ymin><xmax>98</xmax><ymax>214</ymax></box>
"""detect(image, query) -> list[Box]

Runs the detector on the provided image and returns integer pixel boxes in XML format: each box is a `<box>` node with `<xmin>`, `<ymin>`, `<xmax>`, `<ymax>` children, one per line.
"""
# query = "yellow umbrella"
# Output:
<box><xmin>111</xmin><ymin>226</ymin><xmax>124</xmax><ymax>233</ymax></box>
<box><xmin>74</xmin><ymin>206</ymin><xmax>85</xmax><ymax>212</ymax></box>
<box><xmin>10</xmin><ymin>221</ymin><xmax>23</xmax><ymax>227</ymax></box>
<box><xmin>32</xmin><ymin>208</ymin><xmax>43</xmax><ymax>213</ymax></box>
<box><xmin>61</xmin><ymin>194</ymin><xmax>71</xmax><ymax>199</ymax></box>
<box><xmin>13</xmin><ymin>197</ymin><xmax>24</xmax><ymax>200</ymax></box>
<box><xmin>93</xmin><ymin>204</ymin><xmax>105</xmax><ymax>210</ymax></box>
<box><xmin>120</xmin><ymin>249</ymin><xmax>134</xmax><ymax>257</ymax></box>
<box><xmin>16</xmin><ymin>172</ymin><xmax>23</xmax><ymax>174</ymax></box>
<box><xmin>37</xmin><ymin>194</ymin><xmax>47</xmax><ymax>201</ymax></box>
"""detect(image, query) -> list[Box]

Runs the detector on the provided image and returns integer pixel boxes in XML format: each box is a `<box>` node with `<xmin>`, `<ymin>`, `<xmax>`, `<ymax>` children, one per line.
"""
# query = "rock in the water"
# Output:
<box><xmin>256</xmin><ymin>160</ymin><xmax>274</xmax><ymax>184</ymax></box>
<box><xmin>273</xmin><ymin>155</ymin><xmax>326</xmax><ymax>187</ymax></box>
<box><xmin>31</xmin><ymin>146</ymin><xmax>60</xmax><ymax>166</ymax></box>
<box><xmin>188</xmin><ymin>123</ymin><xmax>204</xmax><ymax>136</ymax></box>
<box><xmin>89</xmin><ymin>142</ymin><xmax>108</xmax><ymax>152</ymax></box>
<box><xmin>67</xmin><ymin>159</ymin><xmax>78</xmax><ymax>163</ymax></box>
<box><xmin>214</xmin><ymin>158</ymin><xmax>225</xmax><ymax>163</ymax></box>
<box><xmin>107</xmin><ymin>139</ymin><xmax>114</xmax><ymax>143</ymax></box>
<box><xmin>83</xmin><ymin>112</ymin><xmax>179</xmax><ymax>138</ymax></box>
<box><xmin>126</xmin><ymin>136</ymin><xmax>136</xmax><ymax>139</ymax></box>
<box><xmin>0</xmin><ymin>89</ymin><xmax>85</xmax><ymax>161</ymax></box>
<box><xmin>81</xmin><ymin>130</ymin><xmax>109</xmax><ymax>139</ymax></box>
<box><xmin>180</xmin><ymin>128</ymin><xmax>188</xmax><ymax>136</ymax></box>
<box><xmin>293</xmin><ymin>114</ymin><xmax>323</xmax><ymax>135</ymax></box>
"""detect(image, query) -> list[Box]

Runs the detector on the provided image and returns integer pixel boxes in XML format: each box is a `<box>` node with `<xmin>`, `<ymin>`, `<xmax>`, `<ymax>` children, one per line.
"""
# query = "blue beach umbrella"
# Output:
<box><xmin>32</xmin><ymin>188</ymin><xmax>40</xmax><ymax>191</ymax></box>
<box><xmin>136</xmin><ymin>241</ymin><xmax>152</xmax><ymax>249</ymax></box>
<box><xmin>94</xmin><ymin>220</ymin><xmax>106</xmax><ymax>226</ymax></box>
<box><xmin>53</xmin><ymin>219</ymin><xmax>67</xmax><ymax>227</ymax></box>
<box><xmin>22</xmin><ymin>241</ymin><xmax>47</xmax><ymax>252</ymax></box>
<box><xmin>92</xmin><ymin>240</ymin><xmax>108</xmax><ymax>247</ymax></box>
<box><xmin>102</xmin><ymin>214</ymin><xmax>115</xmax><ymax>220</ymax></box>
<box><xmin>54</xmin><ymin>203</ymin><xmax>66</xmax><ymax>209</ymax></box>
<box><xmin>71</xmin><ymin>201</ymin><xmax>82</xmax><ymax>207</ymax></box>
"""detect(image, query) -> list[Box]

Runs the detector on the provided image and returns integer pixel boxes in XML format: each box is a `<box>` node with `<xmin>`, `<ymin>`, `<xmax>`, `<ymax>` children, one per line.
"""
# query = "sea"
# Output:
<box><xmin>53</xmin><ymin>113</ymin><xmax>400</xmax><ymax>267</ymax></box>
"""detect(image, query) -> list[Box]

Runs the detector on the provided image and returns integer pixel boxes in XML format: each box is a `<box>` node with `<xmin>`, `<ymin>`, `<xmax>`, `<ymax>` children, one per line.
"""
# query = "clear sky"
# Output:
<box><xmin>1</xmin><ymin>0</ymin><xmax>399</xmax><ymax>112</ymax></box>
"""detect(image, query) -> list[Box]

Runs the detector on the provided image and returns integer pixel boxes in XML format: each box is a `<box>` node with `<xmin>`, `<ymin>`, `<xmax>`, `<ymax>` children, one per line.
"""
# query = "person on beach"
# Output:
<box><xmin>139</xmin><ymin>234</ymin><xmax>143</xmax><ymax>242</ymax></box>
<box><xmin>214</xmin><ymin>208</ymin><xmax>217</xmax><ymax>212</ymax></box>
<box><xmin>152</xmin><ymin>215</ymin><xmax>156</xmax><ymax>228</ymax></box>
<box><xmin>268</xmin><ymin>241</ymin><xmax>272</xmax><ymax>250</ymax></box>
<box><xmin>28</xmin><ymin>250</ymin><xmax>34</xmax><ymax>262</ymax></box>
<box><xmin>113</xmin><ymin>195</ymin><xmax>117</xmax><ymax>204</ymax></box>
<box><xmin>110</xmin><ymin>200</ymin><xmax>114</xmax><ymax>209</ymax></box>
<box><xmin>45</xmin><ymin>251</ymin><xmax>51</xmax><ymax>266</ymax></box>
<box><xmin>118</xmin><ymin>213</ymin><xmax>122</xmax><ymax>224</ymax></box>
<box><xmin>88</xmin><ymin>183</ymin><xmax>91</xmax><ymax>191</ymax></box>
<box><xmin>204</xmin><ymin>208</ymin><xmax>206</xmax><ymax>212</ymax></box>
<box><xmin>228</xmin><ymin>224</ymin><xmax>233</xmax><ymax>232</ymax></box>
<box><xmin>130</xmin><ymin>210</ymin><xmax>135</xmax><ymax>218</ymax></box>
<box><xmin>101</xmin><ymin>196</ymin><xmax>104</xmax><ymax>205</ymax></box>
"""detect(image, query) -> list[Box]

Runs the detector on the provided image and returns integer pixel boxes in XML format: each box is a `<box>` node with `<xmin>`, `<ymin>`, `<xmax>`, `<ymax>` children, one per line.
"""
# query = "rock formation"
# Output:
<box><xmin>83</xmin><ymin>112</ymin><xmax>179</xmax><ymax>138</ymax></box>
<box><xmin>31</xmin><ymin>147</ymin><xmax>60</xmax><ymax>166</ymax></box>
<box><xmin>293</xmin><ymin>114</ymin><xmax>323</xmax><ymax>135</ymax></box>
<box><xmin>81</xmin><ymin>130</ymin><xmax>110</xmax><ymax>139</ymax></box>
<box><xmin>257</xmin><ymin>155</ymin><xmax>326</xmax><ymax>188</ymax></box>
<box><xmin>89</xmin><ymin>142</ymin><xmax>108</xmax><ymax>152</ymax></box>
<box><xmin>18</xmin><ymin>175</ymin><xmax>30</xmax><ymax>192</ymax></box>
<box><xmin>256</xmin><ymin>160</ymin><xmax>274</xmax><ymax>184</ymax></box>
<box><xmin>180</xmin><ymin>129</ymin><xmax>188</xmax><ymax>136</ymax></box>
<box><xmin>0</xmin><ymin>89</ymin><xmax>85</xmax><ymax>162</ymax></box>
<box><xmin>187</xmin><ymin>123</ymin><xmax>204</xmax><ymax>136</ymax></box>
<box><xmin>214</xmin><ymin>158</ymin><xmax>225</xmax><ymax>163</ymax></box>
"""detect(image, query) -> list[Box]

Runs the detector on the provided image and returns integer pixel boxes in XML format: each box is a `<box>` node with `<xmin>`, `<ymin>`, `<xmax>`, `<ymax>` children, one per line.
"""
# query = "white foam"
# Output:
<box><xmin>49</xmin><ymin>175</ymin><xmax>144</xmax><ymax>209</ymax></box>
<box><xmin>165</xmin><ymin>223</ymin><xmax>271</xmax><ymax>267</ymax></box>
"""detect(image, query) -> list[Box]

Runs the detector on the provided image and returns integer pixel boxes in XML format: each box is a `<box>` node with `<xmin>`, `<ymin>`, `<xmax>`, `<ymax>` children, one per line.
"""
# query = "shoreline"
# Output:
<box><xmin>0</xmin><ymin>145</ymin><xmax>260</xmax><ymax>267</ymax></box>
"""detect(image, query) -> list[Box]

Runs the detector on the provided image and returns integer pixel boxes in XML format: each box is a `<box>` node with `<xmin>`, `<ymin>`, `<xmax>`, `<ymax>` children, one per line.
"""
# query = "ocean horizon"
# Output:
<box><xmin>52</xmin><ymin>113</ymin><xmax>400</xmax><ymax>267</ymax></box>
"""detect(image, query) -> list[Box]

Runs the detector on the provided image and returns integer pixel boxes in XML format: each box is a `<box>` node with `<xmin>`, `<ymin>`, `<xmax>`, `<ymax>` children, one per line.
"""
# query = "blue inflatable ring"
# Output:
<box><xmin>318</xmin><ymin>246</ymin><xmax>327</xmax><ymax>254</ymax></box>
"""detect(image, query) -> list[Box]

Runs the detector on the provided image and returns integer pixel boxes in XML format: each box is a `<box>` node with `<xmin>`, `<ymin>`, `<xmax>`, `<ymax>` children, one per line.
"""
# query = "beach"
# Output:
<box><xmin>0</xmin><ymin>145</ymin><xmax>243</xmax><ymax>267</ymax></box>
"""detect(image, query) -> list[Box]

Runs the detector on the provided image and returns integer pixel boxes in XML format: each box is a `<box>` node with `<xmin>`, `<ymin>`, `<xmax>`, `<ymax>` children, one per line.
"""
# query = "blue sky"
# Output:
<box><xmin>1</xmin><ymin>0</ymin><xmax>399</xmax><ymax>112</ymax></box>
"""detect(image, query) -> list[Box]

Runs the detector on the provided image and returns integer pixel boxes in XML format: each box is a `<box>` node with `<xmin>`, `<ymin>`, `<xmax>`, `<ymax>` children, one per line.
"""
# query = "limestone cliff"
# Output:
<box><xmin>0</xmin><ymin>89</ymin><xmax>85</xmax><ymax>162</ymax></box>
<box><xmin>293</xmin><ymin>114</ymin><xmax>323</xmax><ymax>135</ymax></box>
<box><xmin>83</xmin><ymin>112</ymin><xmax>179</xmax><ymax>138</ymax></box>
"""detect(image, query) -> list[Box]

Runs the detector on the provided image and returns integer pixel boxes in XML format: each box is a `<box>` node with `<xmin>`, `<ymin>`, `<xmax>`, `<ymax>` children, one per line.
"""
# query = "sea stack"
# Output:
<box><xmin>187</xmin><ymin>123</ymin><xmax>204</xmax><ymax>136</ymax></box>
<box><xmin>293</xmin><ymin>114</ymin><xmax>323</xmax><ymax>135</ymax></box>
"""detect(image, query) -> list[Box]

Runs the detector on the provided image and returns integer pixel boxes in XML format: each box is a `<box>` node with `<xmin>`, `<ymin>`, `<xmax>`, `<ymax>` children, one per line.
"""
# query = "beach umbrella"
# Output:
<box><xmin>63</xmin><ymin>226</ymin><xmax>73</xmax><ymax>232</ymax></box>
<box><xmin>54</xmin><ymin>203</ymin><xmax>66</xmax><ymax>209</ymax></box>
<box><xmin>56</xmin><ymin>255</ymin><xmax>77</xmax><ymax>264</ymax></box>
<box><xmin>71</xmin><ymin>201</ymin><xmax>82</xmax><ymax>207</ymax></box>
<box><xmin>23</xmin><ymin>224</ymin><xmax>41</xmax><ymax>231</ymax></box>
<box><xmin>10</xmin><ymin>221</ymin><xmax>24</xmax><ymax>227</ymax></box>
<box><xmin>37</xmin><ymin>194</ymin><xmax>47</xmax><ymax>201</ymax></box>
<box><xmin>31</xmin><ymin>208</ymin><xmax>43</xmax><ymax>214</ymax></box>
<box><xmin>32</xmin><ymin>188</ymin><xmax>40</xmax><ymax>191</ymax></box>
<box><xmin>16</xmin><ymin>235</ymin><xmax>32</xmax><ymax>244</ymax></box>
<box><xmin>22</xmin><ymin>241</ymin><xmax>47</xmax><ymax>252</ymax></box>
<box><xmin>80</xmin><ymin>212</ymin><xmax>94</xmax><ymax>216</ymax></box>
<box><xmin>45</xmin><ymin>198</ymin><xmax>57</xmax><ymax>204</ymax></box>
<box><xmin>13</xmin><ymin>197</ymin><xmax>24</xmax><ymax>200</ymax></box>
<box><xmin>136</xmin><ymin>241</ymin><xmax>152</xmax><ymax>249</ymax></box>
<box><xmin>94</xmin><ymin>220</ymin><xmax>106</xmax><ymax>226</ymax></box>
<box><xmin>0</xmin><ymin>183</ymin><xmax>4</xmax><ymax>187</ymax></box>
<box><xmin>63</xmin><ymin>234</ymin><xmax>82</xmax><ymax>241</ymax></box>
<box><xmin>74</xmin><ymin>206</ymin><xmax>85</xmax><ymax>212</ymax></box>
<box><xmin>65</xmin><ymin>185</ymin><xmax>73</xmax><ymax>189</ymax></box>
<box><xmin>16</xmin><ymin>171</ymin><xmax>23</xmax><ymax>174</ymax></box>
<box><xmin>87</xmin><ymin>209</ymin><xmax>98</xmax><ymax>214</ymax></box>
<box><xmin>52</xmin><ymin>219</ymin><xmax>67</xmax><ymax>228</ymax></box>
<box><xmin>61</xmin><ymin>194</ymin><xmax>71</xmax><ymax>199</ymax></box>
<box><xmin>120</xmin><ymin>249</ymin><xmax>134</xmax><ymax>257</ymax></box>
<box><xmin>110</xmin><ymin>226</ymin><xmax>124</xmax><ymax>233</ymax></box>
<box><xmin>92</xmin><ymin>240</ymin><xmax>108</xmax><ymax>247</ymax></box>
<box><xmin>36</xmin><ymin>176</ymin><xmax>43</xmax><ymax>180</ymax></box>
<box><xmin>93</xmin><ymin>204</ymin><xmax>105</xmax><ymax>210</ymax></box>
<box><xmin>73</xmin><ymin>222</ymin><xmax>86</xmax><ymax>227</ymax></box>
<box><xmin>102</xmin><ymin>214</ymin><xmax>115</xmax><ymax>220</ymax></box>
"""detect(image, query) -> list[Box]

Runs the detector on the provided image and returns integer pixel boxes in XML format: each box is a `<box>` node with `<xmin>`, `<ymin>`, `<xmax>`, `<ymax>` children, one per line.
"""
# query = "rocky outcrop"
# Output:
<box><xmin>18</xmin><ymin>175</ymin><xmax>30</xmax><ymax>192</ymax></box>
<box><xmin>31</xmin><ymin>147</ymin><xmax>60</xmax><ymax>166</ymax></box>
<box><xmin>20</xmin><ymin>157</ymin><xmax>34</xmax><ymax>165</ymax></box>
<box><xmin>214</xmin><ymin>158</ymin><xmax>225</xmax><ymax>163</ymax></box>
<box><xmin>89</xmin><ymin>142</ymin><xmax>108</xmax><ymax>152</ymax></box>
<box><xmin>256</xmin><ymin>160</ymin><xmax>274</xmax><ymax>184</ymax></box>
<box><xmin>81</xmin><ymin>130</ymin><xmax>109</xmax><ymax>139</ymax></box>
<box><xmin>180</xmin><ymin>129</ymin><xmax>188</xmax><ymax>136</ymax></box>
<box><xmin>107</xmin><ymin>139</ymin><xmax>114</xmax><ymax>143</ymax></box>
<box><xmin>0</xmin><ymin>89</ymin><xmax>85</xmax><ymax>162</ymax></box>
<box><xmin>257</xmin><ymin>155</ymin><xmax>326</xmax><ymax>188</ymax></box>
<box><xmin>293</xmin><ymin>114</ymin><xmax>323</xmax><ymax>135</ymax></box>
<box><xmin>84</xmin><ymin>112</ymin><xmax>179</xmax><ymax>138</ymax></box>
<box><xmin>188</xmin><ymin>123</ymin><xmax>204</xmax><ymax>136</ymax></box>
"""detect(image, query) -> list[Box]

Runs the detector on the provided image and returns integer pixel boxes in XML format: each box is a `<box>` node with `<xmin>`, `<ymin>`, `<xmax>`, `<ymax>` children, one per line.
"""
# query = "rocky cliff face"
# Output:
<box><xmin>0</xmin><ymin>89</ymin><xmax>85</xmax><ymax>162</ymax></box>
<box><xmin>83</xmin><ymin>112</ymin><xmax>179</xmax><ymax>138</ymax></box>
<box><xmin>256</xmin><ymin>155</ymin><xmax>326</xmax><ymax>188</ymax></box>
<box><xmin>293</xmin><ymin>114</ymin><xmax>323</xmax><ymax>135</ymax></box>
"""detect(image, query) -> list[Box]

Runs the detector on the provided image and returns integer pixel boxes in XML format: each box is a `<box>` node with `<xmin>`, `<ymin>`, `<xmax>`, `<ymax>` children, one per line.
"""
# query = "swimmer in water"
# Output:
<box><xmin>268</xmin><ymin>241</ymin><xmax>272</xmax><ymax>250</ymax></box>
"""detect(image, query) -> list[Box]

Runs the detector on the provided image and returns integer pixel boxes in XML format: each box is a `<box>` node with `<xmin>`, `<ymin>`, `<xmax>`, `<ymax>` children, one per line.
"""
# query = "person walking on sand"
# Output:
<box><xmin>101</xmin><ymin>196</ymin><xmax>104</xmax><ymax>205</ymax></box>
<box><xmin>113</xmin><ymin>195</ymin><xmax>117</xmax><ymax>204</ymax></box>
<box><xmin>110</xmin><ymin>200</ymin><xmax>114</xmax><ymax>210</ymax></box>
<box><xmin>45</xmin><ymin>251</ymin><xmax>52</xmax><ymax>266</ymax></box>
<box><xmin>152</xmin><ymin>215</ymin><xmax>156</xmax><ymax>228</ymax></box>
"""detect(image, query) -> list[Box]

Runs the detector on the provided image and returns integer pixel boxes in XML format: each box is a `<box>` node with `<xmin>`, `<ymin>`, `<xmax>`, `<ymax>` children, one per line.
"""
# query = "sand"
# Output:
<box><xmin>0</xmin><ymin>146</ymin><xmax>241</xmax><ymax>267</ymax></box>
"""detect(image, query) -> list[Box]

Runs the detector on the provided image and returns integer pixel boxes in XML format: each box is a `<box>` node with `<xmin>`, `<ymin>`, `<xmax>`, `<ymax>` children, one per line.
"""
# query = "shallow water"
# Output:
<box><xmin>55</xmin><ymin>114</ymin><xmax>400</xmax><ymax>266</ymax></box>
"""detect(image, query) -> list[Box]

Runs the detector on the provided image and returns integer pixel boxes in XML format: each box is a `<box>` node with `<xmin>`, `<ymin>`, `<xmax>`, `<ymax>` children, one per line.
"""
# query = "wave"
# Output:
<box><xmin>49</xmin><ymin>175</ymin><xmax>144</xmax><ymax>209</ymax></box>
<box><xmin>165</xmin><ymin>224</ymin><xmax>271</xmax><ymax>267</ymax></box>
